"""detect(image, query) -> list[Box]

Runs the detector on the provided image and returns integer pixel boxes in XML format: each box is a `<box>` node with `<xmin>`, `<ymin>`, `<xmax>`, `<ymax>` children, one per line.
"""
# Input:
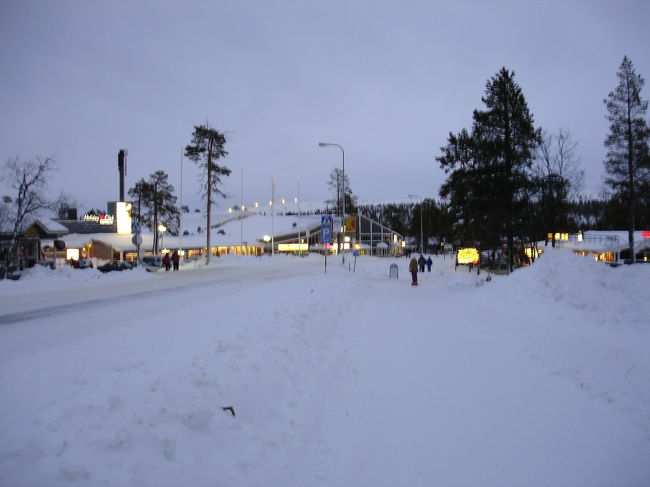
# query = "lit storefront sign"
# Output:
<box><xmin>457</xmin><ymin>248</ymin><xmax>479</xmax><ymax>264</ymax></box>
<box><xmin>344</xmin><ymin>216</ymin><xmax>357</xmax><ymax>232</ymax></box>
<box><xmin>547</xmin><ymin>232</ymin><xmax>569</xmax><ymax>241</ymax></box>
<box><xmin>278</xmin><ymin>243</ymin><xmax>309</xmax><ymax>252</ymax></box>
<box><xmin>116</xmin><ymin>201</ymin><xmax>132</xmax><ymax>234</ymax></box>
<box><xmin>642</xmin><ymin>231</ymin><xmax>650</xmax><ymax>238</ymax></box>
<box><xmin>84</xmin><ymin>214</ymin><xmax>115</xmax><ymax>225</ymax></box>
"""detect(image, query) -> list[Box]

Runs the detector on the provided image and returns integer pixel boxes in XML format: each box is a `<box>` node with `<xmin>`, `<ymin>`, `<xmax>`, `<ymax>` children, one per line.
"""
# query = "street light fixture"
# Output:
<box><xmin>318</xmin><ymin>142</ymin><xmax>345</xmax><ymax>255</ymax></box>
<box><xmin>408</xmin><ymin>194</ymin><xmax>424</xmax><ymax>254</ymax></box>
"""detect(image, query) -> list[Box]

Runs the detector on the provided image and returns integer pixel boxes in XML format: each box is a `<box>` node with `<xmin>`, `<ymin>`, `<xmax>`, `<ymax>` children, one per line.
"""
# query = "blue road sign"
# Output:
<box><xmin>132</xmin><ymin>222</ymin><xmax>141</xmax><ymax>235</ymax></box>
<box><xmin>321</xmin><ymin>215</ymin><xmax>333</xmax><ymax>244</ymax></box>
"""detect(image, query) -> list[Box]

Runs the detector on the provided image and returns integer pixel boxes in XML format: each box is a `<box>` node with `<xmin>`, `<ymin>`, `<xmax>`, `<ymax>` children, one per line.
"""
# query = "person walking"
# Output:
<box><xmin>418</xmin><ymin>254</ymin><xmax>426</xmax><ymax>272</ymax></box>
<box><xmin>172</xmin><ymin>250</ymin><xmax>180</xmax><ymax>271</ymax></box>
<box><xmin>426</xmin><ymin>255</ymin><xmax>432</xmax><ymax>272</ymax></box>
<box><xmin>409</xmin><ymin>256</ymin><xmax>418</xmax><ymax>285</ymax></box>
<box><xmin>162</xmin><ymin>252</ymin><xmax>171</xmax><ymax>271</ymax></box>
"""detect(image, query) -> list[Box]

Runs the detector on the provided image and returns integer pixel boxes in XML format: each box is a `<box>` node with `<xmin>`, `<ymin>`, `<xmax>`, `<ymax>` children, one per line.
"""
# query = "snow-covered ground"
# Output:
<box><xmin>0</xmin><ymin>250</ymin><xmax>648</xmax><ymax>486</ymax></box>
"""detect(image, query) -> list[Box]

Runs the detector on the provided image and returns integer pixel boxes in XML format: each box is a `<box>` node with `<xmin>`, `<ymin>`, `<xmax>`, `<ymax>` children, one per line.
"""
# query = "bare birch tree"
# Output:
<box><xmin>1</xmin><ymin>156</ymin><xmax>57</xmax><ymax>278</ymax></box>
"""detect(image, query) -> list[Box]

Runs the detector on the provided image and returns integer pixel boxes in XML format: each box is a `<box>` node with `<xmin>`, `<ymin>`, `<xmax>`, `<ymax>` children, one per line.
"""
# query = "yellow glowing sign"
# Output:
<box><xmin>457</xmin><ymin>248</ymin><xmax>479</xmax><ymax>264</ymax></box>
<box><xmin>344</xmin><ymin>216</ymin><xmax>357</xmax><ymax>231</ymax></box>
<box><xmin>277</xmin><ymin>243</ymin><xmax>309</xmax><ymax>252</ymax></box>
<box><xmin>547</xmin><ymin>232</ymin><xmax>569</xmax><ymax>241</ymax></box>
<box><xmin>116</xmin><ymin>201</ymin><xmax>132</xmax><ymax>234</ymax></box>
<box><xmin>525</xmin><ymin>247</ymin><xmax>543</xmax><ymax>259</ymax></box>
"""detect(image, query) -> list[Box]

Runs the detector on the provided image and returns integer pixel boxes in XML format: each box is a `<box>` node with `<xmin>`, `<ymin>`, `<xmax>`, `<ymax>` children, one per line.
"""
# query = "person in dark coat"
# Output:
<box><xmin>409</xmin><ymin>256</ymin><xmax>418</xmax><ymax>285</ymax></box>
<box><xmin>162</xmin><ymin>252</ymin><xmax>171</xmax><ymax>271</ymax></box>
<box><xmin>426</xmin><ymin>255</ymin><xmax>432</xmax><ymax>272</ymax></box>
<box><xmin>172</xmin><ymin>250</ymin><xmax>180</xmax><ymax>271</ymax></box>
<box><xmin>418</xmin><ymin>254</ymin><xmax>426</xmax><ymax>272</ymax></box>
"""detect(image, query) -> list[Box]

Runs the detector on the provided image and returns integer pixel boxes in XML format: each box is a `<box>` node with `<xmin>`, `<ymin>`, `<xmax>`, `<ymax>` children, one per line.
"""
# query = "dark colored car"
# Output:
<box><xmin>69</xmin><ymin>258</ymin><xmax>94</xmax><ymax>269</ymax></box>
<box><xmin>97</xmin><ymin>261</ymin><xmax>133</xmax><ymax>273</ymax></box>
<box><xmin>77</xmin><ymin>258</ymin><xmax>93</xmax><ymax>269</ymax></box>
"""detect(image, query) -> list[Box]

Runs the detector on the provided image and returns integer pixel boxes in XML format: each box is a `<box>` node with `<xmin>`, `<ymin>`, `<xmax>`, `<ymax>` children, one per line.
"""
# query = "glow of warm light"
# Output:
<box><xmin>228</xmin><ymin>208</ymin><xmax>233</xmax><ymax>214</ymax></box>
<box><xmin>344</xmin><ymin>236</ymin><xmax>351</xmax><ymax>242</ymax></box>
<box><xmin>457</xmin><ymin>248</ymin><xmax>479</xmax><ymax>265</ymax></box>
<box><xmin>281</xmin><ymin>198</ymin><xmax>285</xmax><ymax>205</ymax></box>
<box><xmin>278</xmin><ymin>243</ymin><xmax>309</xmax><ymax>251</ymax></box>
<box><xmin>263</xmin><ymin>235</ymin><xmax>271</xmax><ymax>242</ymax></box>
<box><xmin>116</xmin><ymin>201</ymin><xmax>132</xmax><ymax>235</ymax></box>
<box><xmin>241</xmin><ymin>205</ymin><xmax>245</xmax><ymax>211</ymax></box>
<box><xmin>401</xmin><ymin>241</ymin><xmax>406</xmax><ymax>247</ymax></box>
<box><xmin>525</xmin><ymin>247</ymin><xmax>543</xmax><ymax>259</ymax></box>
<box><xmin>342</xmin><ymin>242</ymin><xmax>351</xmax><ymax>250</ymax></box>
<box><xmin>294</xmin><ymin>197</ymin><xmax>298</xmax><ymax>203</ymax></box>
<box><xmin>269</xmin><ymin>200</ymin><xmax>273</xmax><ymax>206</ymax></box>
<box><xmin>254</xmin><ymin>202</ymin><xmax>259</xmax><ymax>208</ymax></box>
<box><xmin>66</xmin><ymin>248</ymin><xmax>79</xmax><ymax>260</ymax></box>
<box><xmin>158</xmin><ymin>224</ymin><xmax>167</xmax><ymax>232</ymax></box>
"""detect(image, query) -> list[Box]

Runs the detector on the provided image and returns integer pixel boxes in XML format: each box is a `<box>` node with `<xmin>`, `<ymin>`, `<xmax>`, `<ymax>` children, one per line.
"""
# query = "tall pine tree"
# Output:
<box><xmin>603</xmin><ymin>56</ymin><xmax>650</xmax><ymax>263</ymax></box>
<box><xmin>437</xmin><ymin>68</ymin><xmax>540</xmax><ymax>271</ymax></box>
<box><xmin>185</xmin><ymin>124</ymin><xmax>231</xmax><ymax>264</ymax></box>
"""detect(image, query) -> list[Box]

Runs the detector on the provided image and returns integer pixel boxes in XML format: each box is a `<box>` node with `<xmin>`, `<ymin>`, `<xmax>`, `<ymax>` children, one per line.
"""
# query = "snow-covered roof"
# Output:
<box><xmin>34</xmin><ymin>219</ymin><xmax>69</xmax><ymax>234</ymax></box>
<box><xmin>562</xmin><ymin>231</ymin><xmax>650</xmax><ymax>252</ymax></box>
<box><xmin>45</xmin><ymin>211</ymin><xmax>324</xmax><ymax>252</ymax></box>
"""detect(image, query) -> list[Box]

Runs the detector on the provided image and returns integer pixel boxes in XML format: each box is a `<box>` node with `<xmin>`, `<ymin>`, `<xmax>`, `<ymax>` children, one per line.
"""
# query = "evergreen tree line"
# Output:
<box><xmin>366</xmin><ymin>57</ymin><xmax>650</xmax><ymax>270</ymax></box>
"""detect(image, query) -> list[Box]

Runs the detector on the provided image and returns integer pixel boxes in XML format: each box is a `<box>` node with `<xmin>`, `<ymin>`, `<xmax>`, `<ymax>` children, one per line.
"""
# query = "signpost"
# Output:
<box><xmin>456</xmin><ymin>247</ymin><xmax>480</xmax><ymax>275</ymax></box>
<box><xmin>353</xmin><ymin>249</ymin><xmax>360</xmax><ymax>272</ymax></box>
<box><xmin>321</xmin><ymin>215</ymin><xmax>333</xmax><ymax>273</ymax></box>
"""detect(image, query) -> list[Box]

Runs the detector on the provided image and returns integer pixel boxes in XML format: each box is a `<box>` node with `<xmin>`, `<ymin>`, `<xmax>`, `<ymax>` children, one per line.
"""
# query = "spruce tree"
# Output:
<box><xmin>437</xmin><ymin>68</ymin><xmax>540</xmax><ymax>271</ymax></box>
<box><xmin>603</xmin><ymin>56</ymin><xmax>650</xmax><ymax>263</ymax></box>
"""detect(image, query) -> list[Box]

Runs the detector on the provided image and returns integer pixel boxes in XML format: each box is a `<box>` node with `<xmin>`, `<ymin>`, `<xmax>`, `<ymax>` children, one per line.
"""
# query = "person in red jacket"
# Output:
<box><xmin>162</xmin><ymin>252</ymin><xmax>171</xmax><ymax>271</ymax></box>
<box><xmin>172</xmin><ymin>250</ymin><xmax>180</xmax><ymax>271</ymax></box>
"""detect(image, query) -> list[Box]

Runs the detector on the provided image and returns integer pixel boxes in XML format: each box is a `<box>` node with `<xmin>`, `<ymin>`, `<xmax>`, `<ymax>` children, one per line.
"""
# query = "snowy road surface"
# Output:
<box><xmin>0</xmin><ymin>251</ymin><xmax>649</xmax><ymax>486</ymax></box>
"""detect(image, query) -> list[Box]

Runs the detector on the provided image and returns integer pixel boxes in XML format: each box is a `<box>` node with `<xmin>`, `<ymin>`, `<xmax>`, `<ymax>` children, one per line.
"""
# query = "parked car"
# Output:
<box><xmin>97</xmin><ymin>261</ymin><xmax>133</xmax><ymax>273</ymax></box>
<box><xmin>141</xmin><ymin>255</ymin><xmax>163</xmax><ymax>272</ymax></box>
<box><xmin>69</xmin><ymin>258</ymin><xmax>94</xmax><ymax>269</ymax></box>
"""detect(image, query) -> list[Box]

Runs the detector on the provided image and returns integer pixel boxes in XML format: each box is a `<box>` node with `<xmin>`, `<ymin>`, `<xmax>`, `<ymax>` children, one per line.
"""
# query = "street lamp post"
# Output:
<box><xmin>318</xmin><ymin>142</ymin><xmax>345</xmax><ymax>256</ymax></box>
<box><xmin>295</xmin><ymin>195</ymin><xmax>302</xmax><ymax>257</ymax></box>
<box><xmin>409</xmin><ymin>194</ymin><xmax>424</xmax><ymax>254</ymax></box>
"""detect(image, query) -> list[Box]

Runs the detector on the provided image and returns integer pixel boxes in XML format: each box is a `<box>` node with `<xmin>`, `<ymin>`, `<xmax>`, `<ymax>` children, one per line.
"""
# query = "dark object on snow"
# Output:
<box><xmin>97</xmin><ymin>261</ymin><xmax>133</xmax><ymax>273</ymax></box>
<box><xmin>222</xmin><ymin>406</ymin><xmax>236</xmax><ymax>417</ymax></box>
<box><xmin>389</xmin><ymin>263</ymin><xmax>399</xmax><ymax>279</ymax></box>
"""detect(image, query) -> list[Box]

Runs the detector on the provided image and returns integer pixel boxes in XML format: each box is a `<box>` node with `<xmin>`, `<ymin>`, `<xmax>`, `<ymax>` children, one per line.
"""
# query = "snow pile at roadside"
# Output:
<box><xmin>480</xmin><ymin>248</ymin><xmax>650</xmax><ymax>434</ymax></box>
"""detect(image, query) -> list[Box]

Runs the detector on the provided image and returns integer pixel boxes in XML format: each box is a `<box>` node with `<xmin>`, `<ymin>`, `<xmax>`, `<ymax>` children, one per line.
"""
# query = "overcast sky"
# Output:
<box><xmin>1</xmin><ymin>0</ymin><xmax>648</xmax><ymax>214</ymax></box>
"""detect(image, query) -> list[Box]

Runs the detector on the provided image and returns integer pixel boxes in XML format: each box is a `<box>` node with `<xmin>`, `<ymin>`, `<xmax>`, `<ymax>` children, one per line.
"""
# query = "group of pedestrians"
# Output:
<box><xmin>162</xmin><ymin>250</ymin><xmax>180</xmax><ymax>271</ymax></box>
<box><xmin>408</xmin><ymin>254</ymin><xmax>433</xmax><ymax>286</ymax></box>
